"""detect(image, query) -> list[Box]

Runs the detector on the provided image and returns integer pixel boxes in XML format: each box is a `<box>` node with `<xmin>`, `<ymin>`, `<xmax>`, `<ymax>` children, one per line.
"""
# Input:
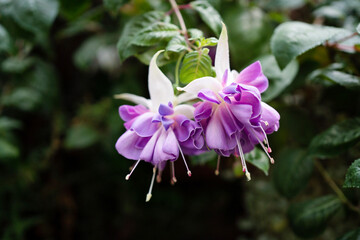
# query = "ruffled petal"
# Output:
<box><xmin>261</xmin><ymin>102</ymin><xmax>280</xmax><ymax>134</ymax></box>
<box><xmin>235</xmin><ymin>61</ymin><xmax>268</xmax><ymax>93</ymax></box>
<box><xmin>115</xmin><ymin>130</ymin><xmax>144</xmax><ymax>160</ymax></box>
<box><xmin>119</xmin><ymin>105</ymin><xmax>148</xmax><ymax>121</ymax></box>
<box><xmin>148</xmin><ymin>50</ymin><xmax>175</xmax><ymax>111</ymax></box>
<box><xmin>194</xmin><ymin>101</ymin><xmax>213</xmax><ymax>122</ymax></box>
<box><xmin>198</xmin><ymin>89</ymin><xmax>221</xmax><ymax>104</ymax></box>
<box><xmin>131</xmin><ymin>112</ymin><xmax>159</xmax><ymax>137</ymax></box>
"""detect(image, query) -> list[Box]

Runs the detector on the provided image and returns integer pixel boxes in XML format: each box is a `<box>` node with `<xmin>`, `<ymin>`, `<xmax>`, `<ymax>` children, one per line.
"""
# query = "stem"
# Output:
<box><xmin>174</xmin><ymin>51</ymin><xmax>185</xmax><ymax>88</ymax></box>
<box><xmin>315</xmin><ymin>160</ymin><xmax>360</xmax><ymax>214</ymax></box>
<box><xmin>169</xmin><ymin>0</ymin><xmax>189</xmax><ymax>44</ymax></box>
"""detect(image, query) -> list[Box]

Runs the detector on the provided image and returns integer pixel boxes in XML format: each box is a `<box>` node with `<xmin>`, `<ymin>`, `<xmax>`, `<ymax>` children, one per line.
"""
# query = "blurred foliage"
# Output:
<box><xmin>0</xmin><ymin>0</ymin><xmax>359</xmax><ymax>239</ymax></box>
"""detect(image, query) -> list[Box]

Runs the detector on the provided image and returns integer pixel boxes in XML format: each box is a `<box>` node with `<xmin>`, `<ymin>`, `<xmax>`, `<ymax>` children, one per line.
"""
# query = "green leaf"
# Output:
<box><xmin>166</xmin><ymin>36</ymin><xmax>188</xmax><ymax>53</ymax></box>
<box><xmin>117</xmin><ymin>11</ymin><xmax>168</xmax><ymax>63</ymax></box>
<box><xmin>260</xmin><ymin>55</ymin><xmax>299</xmax><ymax>101</ymax></box>
<box><xmin>188</xmin><ymin>28</ymin><xmax>204</xmax><ymax>40</ymax></box>
<box><xmin>309</xmin><ymin>118</ymin><xmax>360</xmax><ymax>158</ymax></box>
<box><xmin>190</xmin><ymin>1</ymin><xmax>222</xmax><ymax>36</ymax></box>
<box><xmin>64</xmin><ymin>124</ymin><xmax>99</xmax><ymax>149</ymax></box>
<box><xmin>273</xmin><ymin>148</ymin><xmax>314</xmax><ymax>198</ymax></box>
<box><xmin>0</xmin><ymin>117</ymin><xmax>22</xmax><ymax>131</ymax></box>
<box><xmin>288</xmin><ymin>195</ymin><xmax>342</xmax><ymax>238</ymax></box>
<box><xmin>179</xmin><ymin>50</ymin><xmax>213</xmax><ymax>84</ymax></box>
<box><xmin>338</xmin><ymin>228</ymin><xmax>360</xmax><ymax>240</ymax></box>
<box><xmin>0</xmin><ymin>138</ymin><xmax>19</xmax><ymax>159</ymax></box>
<box><xmin>131</xmin><ymin>22</ymin><xmax>180</xmax><ymax>47</ymax></box>
<box><xmin>1</xmin><ymin>87</ymin><xmax>42</xmax><ymax>112</ymax></box>
<box><xmin>1</xmin><ymin>57</ymin><xmax>35</xmax><ymax>73</ymax></box>
<box><xmin>245</xmin><ymin>148</ymin><xmax>270</xmax><ymax>176</ymax></box>
<box><xmin>12</xmin><ymin>0</ymin><xmax>59</xmax><ymax>34</ymax></box>
<box><xmin>196</xmin><ymin>37</ymin><xmax>218</xmax><ymax>47</ymax></box>
<box><xmin>0</xmin><ymin>24</ymin><xmax>11</xmax><ymax>53</ymax></box>
<box><xmin>343</xmin><ymin>159</ymin><xmax>360</xmax><ymax>188</ymax></box>
<box><xmin>270</xmin><ymin>21</ymin><xmax>347</xmax><ymax>69</ymax></box>
<box><xmin>135</xmin><ymin>46</ymin><xmax>179</xmax><ymax>66</ymax></box>
<box><xmin>308</xmin><ymin>68</ymin><xmax>360</xmax><ymax>89</ymax></box>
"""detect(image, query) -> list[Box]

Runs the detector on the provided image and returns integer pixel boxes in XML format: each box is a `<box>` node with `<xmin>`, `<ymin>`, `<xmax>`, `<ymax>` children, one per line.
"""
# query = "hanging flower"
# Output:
<box><xmin>178</xmin><ymin>23</ymin><xmax>280</xmax><ymax>180</ymax></box>
<box><xmin>115</xmin><ymin>51</ymin><xmax>204</xmax><ymax>202</ymax></box>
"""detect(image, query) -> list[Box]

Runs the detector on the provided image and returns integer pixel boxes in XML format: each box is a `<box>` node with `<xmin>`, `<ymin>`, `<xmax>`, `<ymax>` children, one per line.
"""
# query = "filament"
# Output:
<box><xmin>235</xmin><ymin>135</ymin><xmax>251</xmax><ymax>181</ymax></box>
<box><xmin>215</xmin><ymin>155</ymin><xmax>221</xmax><ymax>176</ymax></box>
<box><xmin>146</xmin><ymin>166</ymin><xmax>157</xmax><ymax>202</ymax></box>
<box><xmin>177</xmin><ymin>141</ymin><xmax>192</xmax><ymax>177</ymax></box>
<box><xmin>125</xmin><ymin>159</ymin><xmax>141</xmax><ymax>180</ymax></box>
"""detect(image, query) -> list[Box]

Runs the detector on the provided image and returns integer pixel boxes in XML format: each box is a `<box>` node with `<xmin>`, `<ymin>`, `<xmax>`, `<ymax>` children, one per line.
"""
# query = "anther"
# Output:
<box><xmin>125</xmin><ymin>159</ymin><xmax>141</xmax><ymax>180</ymax></box>
<box><xmin>215</xmin><ymin>155</ymin><xmax>221</xmax><ymax>176</ymax></box>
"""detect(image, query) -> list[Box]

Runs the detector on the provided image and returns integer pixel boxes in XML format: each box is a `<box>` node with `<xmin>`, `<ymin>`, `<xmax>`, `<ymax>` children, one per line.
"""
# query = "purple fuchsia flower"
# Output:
<box><xmin>178</xmin><ymin>23</ymin><xmax>280</xmax><ymax>180</ymax></box>
<box><xmin>115</xmin><ymin>51</ymin><xmax>204</xmax><ymax>202</ymax></box>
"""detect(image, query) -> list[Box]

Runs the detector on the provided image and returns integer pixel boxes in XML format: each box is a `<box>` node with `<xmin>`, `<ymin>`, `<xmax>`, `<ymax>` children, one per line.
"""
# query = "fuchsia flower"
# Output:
<box><xmin>178</xmin><ymin>23</ymin><xmax>280</xmax><ymax>180</ymax></box>
<box><xmin>115</xmin><ymin>51</ymin><xmax>204</xmax><ymax>202</ymax></box>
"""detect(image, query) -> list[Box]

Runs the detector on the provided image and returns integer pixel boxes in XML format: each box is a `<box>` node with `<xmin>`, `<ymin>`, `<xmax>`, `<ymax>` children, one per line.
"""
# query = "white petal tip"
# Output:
<box><xmin>246</xmin><ymin>172</ymin><xmax>251</xmax><ymax>181</ymax></box>
<box><xmin>145</xmin><ymin>193</ymin><xmax>152</xmax><ymax>202</ymax></box>
<box><xmin>125</xmin><ymin>174</ymin><xmax>130</xmax><ymax>180</ymax></box>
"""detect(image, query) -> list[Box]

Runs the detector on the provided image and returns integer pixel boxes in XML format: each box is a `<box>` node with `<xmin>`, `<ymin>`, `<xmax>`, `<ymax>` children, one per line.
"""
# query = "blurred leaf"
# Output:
<box><xmin>190</xmin><ymin>1</ymin><xmax>222</xmax><ymax>36</ymax></box>
<box><xmin>190</xmin><ymin>151</ymin><xmax>217</xmax><ymax>165</ymax></box>
<box><xmin>245</xmin><ymin>148</ymin><xmax>270</xmax><ymax>176</ymax></box>
<box><xmin>263</xmin><ymin>0</ymin><xmax>305</xmax><ymax>10</ymax></box>
<box><xmin>273</xmin><ymin>148</ymin><xmax>314</xmax><ymax>198</ymax></box>
<box><xmin>309</xmin><ymin>118</ymin><xmax>360</xmax><ymax>158</ymax></box>
<box><xmin>166</xmin><ymin>36</ymin><xmax>188</xmax><ymax>53</ymax></box>
<box><xmin>1</xmin><ymin>87</ymin><xmax>42</xmax><ymax>111</ymax></box>
<box><xmin>271</xmin><ymin>21</ymin><xmax>347</xmax><ymax>69</ymax></box>
<box><xmin>131</xmin><ymin>22</ymin><xmax>180</xmax><ymax>47</ymax></box>
<box><xmin>338</xmin><ymin>228</ymin><xmax>360</xmax><ymax>240</ymax></box>
<box><xmin>288</xmin><ymin>195</ymin><xmax>342</xmax><ymax>238</ymax></box>
<box><xmin>343</xmin><ymin>159</ymin><xmax>360</xmax><ymax>188</ymax></box>
<box><xmin>117</xmin><ymin>11</ymin><xmax>168</xmax><ymax>63</ymax></box>
<box><xmin>0</xmin><ymin>138</ymin><xmax>19</xmax><ymax>159</ymax></box>
<box><xmin>313</xmin><ymin>6</ymin><xmax>345</xmax><ymax>20</ymax></box>
<box><xmin>0</xmin><ymin>117</ymin><xmax>22</xmax><ymax>131</ymax></box>
<box><xmin>307</xmin><ymin>68</ymin><xmax>360</xmax><ymax>89</ymax></box>
<box><xmin>179</xmin><ymin>50</ymin><xmax>213</xmax><ymax>84</ymax></box>
<box><xmin>104</xmin><ymin>0</ymin><xmax>127</xmax><ymax>12</ymax></box>
<box><xmin>60</xmin><ymin>0</ymin><xmax>91</xmax><ymax>20</ymax></box>
<box><xmin>260</xmin><ymin>55</ymin><xmax>299</xmax><ymax>101</ymax></box>
<box><xmin>11</xmin><ymin>0</ymin><xmax>59</xmax><ymax>34</ymax></box>
<box><xmin>1</xmin><ymin>57</ymin><xmax>35</xmax><ymax>73</ymax></box>
<box><xmin>0</xmin><ymin>24</ymin><xmax>11</xmax><ymax>53</ymax></box>
<box><xmin>357</xmin><ymin>23</ymin><xmax>360</xmax><ymax>34</ymax></box>
<box><xmin>74</xmin><ymin>34</ymin><xmax>117</xmax><ymax>70</ymax></box>
<box><xmin>64</xmin><ymin>124</ymin><xmax>100</xmax><ymax>149</ymax></box>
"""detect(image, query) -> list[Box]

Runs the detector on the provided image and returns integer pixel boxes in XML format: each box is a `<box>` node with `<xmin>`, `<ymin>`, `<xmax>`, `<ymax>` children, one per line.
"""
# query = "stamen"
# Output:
<box><xmin>177</xmin><ymin>141</ymin><xmax>192</xmax><ymax>177</ymax></box>
<box><xmin>156</xmin><ymin>169</ymin><xmax>163</xmax><ymax>183</ymax></box>
<box><xmin>215</xmin><ymin>155</ymin><xmax>221</xmax><ymax>176</ymax></box>
<box><xmin>171</xmin><ymin>161</ymin><xmax>177</xmax><ymax>185</ymax></box>
<box><xmin>250</xmin><ymin>128</ymin><xmax>275</xmax><ymax>164</ymax></box>
<box><xmin>259</xmin><ymin>126</ymin><xmax>272</xmax><ymax>153</ymax></box>
<box><xmin>235</xmin><ymin>136</ymin><xmax>251</xmax><ymax>181</ymax></box>
<box><xmin>146</xmin><ymin>166</ymin><xmax>157</xmax><ymax>202</ymax></box>
<box><xmin>125</xmin><ymin>159</ymin><xmax>141</xmax><ymax>180</ymax></box>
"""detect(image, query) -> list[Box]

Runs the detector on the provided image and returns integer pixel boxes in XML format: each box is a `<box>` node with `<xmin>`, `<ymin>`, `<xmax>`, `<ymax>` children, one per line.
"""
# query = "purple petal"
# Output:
<box><xmin>198</xmin><ymin>89</ymin><xmax>221</xmax><ymax>104</ymax></box>
<box><xmin>158</xmin><ymin>103</ymin><xmax>174</xmax><ymax>116</ymax></box>
<box><xmin>162</xmin><ymin>129</ymin><xmax>179</xmax><ymax>161</ymax></box>
<box><xmin>228</xmin><ymin>103</ymin><xmax>253</xmax><ymax>126</ymax></box>
<box><xmin>221</xmin><ymin>69</ymin><xmax>228</xmax><ymax>86</ymax></box>
<box><xmin>131</xmin><ymin>112</ymin><xmax>159</xmax><ymax>137</ymax></box>
<box><xmin>140</xmin><ymin>129</ymin><xmax>161</xmax><ymax>162</ymax></box>
<box><xmin>194</xmin><ymin>102</ymin><xmax>213</xmax><ymax>121</ymax></box>
<box><xmin>115</xmin><ymin>130</ymin><xmax>144</xmax><ymax>160</ymax></box>
<box><xmin>261</xmin><ymin>102</ymin><xmax>280</xmax><ymax>134</ymax></box>
<box><xmin>235</xmin><ymin>61</ymin><xmax>269</xmax><ymax>93</ymax></box>
<box><xmin>222</xmin><ymin>83</ymin><xmax>238</xmax><ymax>94</ymax></box>
<box><xmin>161</xmin><ymin>117</ymin><xmax>174</xmax><ymax>131</ymax></box>
<box><xmin>218</xmin><ymin>91</ymin><xmax>231</xmax><ymax>104</ymax></box>
<box><xmin>119</xmin><ymin>105</ymin><xmax>148</xmax><ymax>121</ymax></box>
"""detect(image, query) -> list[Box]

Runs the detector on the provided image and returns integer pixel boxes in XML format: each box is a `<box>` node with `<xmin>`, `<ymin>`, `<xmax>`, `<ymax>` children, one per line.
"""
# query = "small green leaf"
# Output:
<box><xmin>166</xmin><ymin>36</ymin><xmax>188</xmax><ymax>53</ymax></box>
<box><xmin>0</xmin><ymin>138</ymin><xmax>19</xmax><ymax>159</ymax></box>
<box><xmin>188</xmin><ymin>28</ymin><xmax>204</xmax><ymax>40</ymax></box>
<box><xmin>271</xmin><ymin>21</ymin><xmax>347</xmax><ymax>69</ymax></box>
<box><xmin>343</xmin><ymin>159</ymin><xmax>360</xmax><ymax>188</ymax></box>
<box><xmin>131</xmin><ymin>22</ymin><xmax>180</xmax><ymax>47</ymax></box>
<box><xmin>0</xmin><ymin>24</ymin><xmax>11</xmax><ymax>53</ymax></box>
<box><xmin>179</xmin><ymin>50</ymin><xmax>213</xmax><ymax>84</ymax></box>
<box><xmin>197</xmin><ymin>37</ymin><xmax>218</xmax><ymax>47</ymax></box>
<box><xmin>117</xmin><ymin>11</ymin><xmax>168</xmax><ymax>63</ymax></box>
<box><xmin>288</xmin><ymin>195</ymin><xmax>342</xmax><ymax>238</ymax></box>
<box><xmin>337</xmin><ymin>228</ymin><xmax>360</xmax><ymax>240</ymax></box>
<box><xmin>190</xmin><ymin>1</ymin><xmax>222</xmax><ymax>36</ymax></box>
<box><xmin>309</xmin><ymin>118</ymin><xmax>360</xmax><ymax>158</ymax></box>
<box><xmin>273</xmin><ymin>148</ymin><xmax>314</xmax><ymax>198</ymax></box>
<box><xmin>260</xmin><ymin>55</ymin><xmax>299</xmax><ymax>101</ymax></box>
<box><xmin>245</xmin><ymin>148</ymin><xmax>270</xmax><ymax>175</ymax></box>
<box><xmin>64</xmin><ymin>124</ymin><xmax>99</xmax><ymax>149</ymax></box>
